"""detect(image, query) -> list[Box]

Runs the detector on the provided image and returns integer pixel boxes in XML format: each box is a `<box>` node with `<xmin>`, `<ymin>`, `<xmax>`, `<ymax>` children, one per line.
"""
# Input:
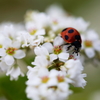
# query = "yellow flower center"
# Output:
<box><xmin>53</xmin><ymin>20</ymin><xmax>58</xmax><ymax>25</ymax></box>
<box><xmin>0</xmin><ymin>44</ymin><xmax>3</xmax><ymax>48</ymax></box>
<box><xmin>30</xmin><ymin>29</ymin><xmax>37</xmax><ymax>35</ymax></box>
<box><xmin>84</xmin><ymin>40</ymin><xmax>92</xmax><ymax>47</ymax></box>
<box><xmin>6</xmin><ymin>47</ymin><xmax>17</xmax><ymax>55</ymax></box>
<box><xmin>53</xmin><ymin>46</ymin><xmax>62</xmax><ymax>54</ymax></box>
<box><xmin>57</xmin><ymin>75</ymin><xmax>64</xmax><ymax>82</ymax></box>
<box><xmin>41</xmin><ymin>76</ymin><xmax>49</xmax><ymax>83</ymax></box>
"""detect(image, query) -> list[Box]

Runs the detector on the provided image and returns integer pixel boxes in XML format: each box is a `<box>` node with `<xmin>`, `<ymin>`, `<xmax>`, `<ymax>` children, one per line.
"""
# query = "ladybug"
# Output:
<box><xmin>60</xmin><ymin>27</ymin><xmax>82</xmax><ymax>54</ymax></box>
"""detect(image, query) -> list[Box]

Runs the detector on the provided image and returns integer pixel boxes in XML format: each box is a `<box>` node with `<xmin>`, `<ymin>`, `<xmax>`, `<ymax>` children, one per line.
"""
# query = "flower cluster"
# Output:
<box><xmin>0</xmin><ymin>22</ymin><xmax>45</xmax><ymax>80</ymax></box>
<box><xmin>0</xmin><ymin>23</ymin><xmax>25</xmax><ymax>80</ymax></box>
<box><xmin>26</xmin><ymin>36</ymin><xmax>86</xmax><ymax>100</ymax></box>
<box><xmin>25</xmin><ymin>4</ymin><xmax>100</xmax><ymax>62</ymax></box>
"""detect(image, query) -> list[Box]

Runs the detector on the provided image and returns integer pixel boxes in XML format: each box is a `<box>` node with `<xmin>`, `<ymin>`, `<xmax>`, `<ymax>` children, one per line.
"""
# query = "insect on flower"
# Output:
<box><xmin>60</xmin><ymin>27</ymin><xmax>82</xmax><ymax>55</ymax></box>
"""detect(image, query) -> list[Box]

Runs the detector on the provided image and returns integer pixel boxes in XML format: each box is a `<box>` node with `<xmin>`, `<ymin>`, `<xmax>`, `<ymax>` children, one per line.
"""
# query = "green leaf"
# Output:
<box><xmin>0</xmin><ymin>75</ymin><xmax>29</xmax><ymax>100</ymax></box>
<box><xmin>70</xmin><ymin>84</ymin><xmax>83</xmax><ymax>93</ymax></box>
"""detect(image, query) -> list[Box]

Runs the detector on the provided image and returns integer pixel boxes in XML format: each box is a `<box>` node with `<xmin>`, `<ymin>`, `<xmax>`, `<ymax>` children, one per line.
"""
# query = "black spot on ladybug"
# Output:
<box><xmin>75</xmin><ymin>35</ymin><xmax>81</xmax><ymax>40</ymax></box>
<box><xmin>68</xmin><ymin>29</ymin><xmax>74</xmax><ymax>33</ymax></box>
<box><xmin>65</xmin><ymin>35</ymin><xmax>69</xmax><ymax>40</ymax></box>
<box><xmin>62</xmin><ymin>28</ymin><xmax>68</xmax><ymax>32</ymax></box>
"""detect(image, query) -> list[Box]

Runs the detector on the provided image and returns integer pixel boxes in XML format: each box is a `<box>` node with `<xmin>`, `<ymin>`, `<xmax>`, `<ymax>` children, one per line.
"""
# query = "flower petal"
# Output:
<box><xmin>0</xmin><ymin>61</ymin><xmax>10</xmax><ymax>71</ymax></box>
<box><xmin>53</xmin><ymin>36</ymin><xmax>65</xmax><ymax>46</ymax></box>
<box><xmin>50</xmin><ymin>54</ymin><xmax>57</xmax><ymax>62</ymax></box>
<box><xmin>85</xmin><ymin>48</ymin><xmax>95</xmax><ymax>58</ymax></box>
<box><xmin>58</xmin><ymin>52</ymin><xmax>69</xmax><ymax>62</ymax></box>
<box><xmin>87</xmin><ymin>30</ymin><xmax>99</xmax><ymax>41</ymax></box>
<box><xmin>32</xmin><ymin>56</ymin><xmax>48</xmax><ymax>68</ymax></box>
<box><xmin>42</xmin><ymin>43</ymin><xmax>53</xmax><ymax>53</ymax></box>
<box><xmin>12</xmin><ymin>41</ymin><xmax>21</xmax><ymax>48</ymax></box>
<box><xmin>4</xmin><ymin>55</ymin><xmax>14</xmax><ymax>65</ymax></box>
<box><xmin>47</xmin><ymin>77</ymin><xmax>58</xmax><ymax>86</ymax></box>
<box><xmin>0</xmin><ymin>48</ymin><xmax>6</xmax><ymax>56</ymax></box>
<box><xmin>14</xmin><ymin>50</ymin><xmax>26</xmax><ymax>59</ymax></box>
<box><xmin>35</xmin><ymin>29</ymin><xmax>45</xmax><ymax>35</ymax></box>
<box><xmin>93</xmin><ymin>40</ymin><xmax>100</xmax><ymax>51</ymax></box>
<box><xmin>6</xmin><ymin>66</ymin><xmax>24</xmax><ymax>80</ymax></box>
<box><xmin>34</xmin><ymin>46</ymin><xmax>49</xmax><ymax>56</ymax></box>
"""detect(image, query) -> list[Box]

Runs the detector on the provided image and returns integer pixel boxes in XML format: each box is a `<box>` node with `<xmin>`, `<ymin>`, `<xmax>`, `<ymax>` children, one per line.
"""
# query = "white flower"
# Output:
<box><xmin>0</xmin><ymin>60</ymin><xmax>24</xmax><ymax>80</ymax></box>
<box><xmin>17</xmin><ymin>31</ymin><xmax>32</xmax><ymax>47</ymax></box>
<box><xmin>0</xmin><ymin>40</ymin><xmax>25</xmax><ymax>66</ymax></box>
<box><xmin>61</xmin><ymin>59</ymin><xmax>87</xmax><ymax>88</ymax></box>
<box><xmin>46</xmin><ymin>4</ymin><xmax>67</xmax><ymax>18</ymax></box>
<box><xmin>0</xmin><ymin>23</ymin><xmax>24</xmax><ymax>40</ymax></box>
<box><xmin>0</xmin><ymin>61</ymin><xmax>11</xmax><ymax>72</ymax></box>
<box><xmin>42</xmin><ymin>36</ymin><xmax>69</xmax><ymax>62</ymax></box>
<box><xmin>72</xmin><ymin>17</ymin><xmax>89</xmax><ymax>32</ymax></box>
<box><xmin>0</xmin><ymin>22</ymin><xmax>24</xmax><ymax>31</ymax></box>
<box><xmin>0</xmin><ymin>34</ymin><xmax>12</xmax><ymax>50</ymax></box>
<box><xmin>34</xmin><ymin>46</ymin><xmax>57</xmax><ymax>63</ymax></box>
<box><xmin>27</xmin><ymin>66</ymin><xmax>49</xmax><ymax>80</ymax></box>
<box><xmin>27</xmin><ymin>27</ymin><xmax>45</xmax><ymax>47</ymax></box>
<box><xmin>31</xmin><ymin>56</ymin><xmax>49</xmax><ymax>68</ymax></box>
<box><xmin>25</xmin><ymin>11</ymin><xmax>50</xmax><ymax>29</ymax></box>
<box><xmin>17</xmin><ymin>29</ymin><xmax>45</xmax><ymax>47</ymax></box>
<box><xmin>6</xmin><ymin>66</ymin><xmax>24</xmax><ymax>80</ymax></box>
<box><xmin>25</xmin><ymin>22</ymin><xmax>45</xmax><ymax>36</ymax></box>
<box><xmin>45</xmin><ymin>5</ymin><xmax>69</xmax><ymax>32</ymax></box>
<box><xmin>82</xmin><ymin>29</ymin><xmax>100</xmax><ymax>58</ymax></box>
<box><xmin>49</xmin><ymin>17</ymin><xmax>67</xmax><ymax>32</ymax></box>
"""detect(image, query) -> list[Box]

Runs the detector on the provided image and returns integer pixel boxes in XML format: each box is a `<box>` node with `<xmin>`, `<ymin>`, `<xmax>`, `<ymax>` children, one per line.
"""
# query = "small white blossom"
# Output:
<box><xmin>0</xmin><ymin>61</ymin><xmax>11</xmax><ymax>72</ymax></box>
<box><xmin>17</xmin><ymin>31</ymin><xmax>31</xmax><ymax>47</ymax></box>
<box><xmin>61</xmin><ymin>59</ymin><xmax>87</xmax><ymax>88</ymax></box>
<box><xmin>6</xmin><ymin>66</ymin><xmax>24</xmax><ymax>80</ymax></box>
<box><xmin>42</xmin><ymin>36</ymin><xmax>69</xmax><ymax>62</ymax></box>
<box><xmin>17</xmin><ymin>29</ymin><xmax>45</xmax><ymax>47</ymax></box>
<box><xmin>31</xmin><ymin>56</ymin><xmax>49</xmax><ymax>68</ymax></box>
<box><xmin>25</xmin><ymin>11</ymin><xmax>50</xmax><ymax>29</ymax></box>
<box><xmin>0</xmin><ymin>61</ymin><xmax>24</xmax><ymax>80</ymax></box>
<box><xmin>34</xmin><ymin>46</ymin><xmax>57</xmax><ymax>63</ymax></box>
<box><xmin>82</xmin><ymin>29</ymin><xmax>100</xmax><ymax>58</ymax></box>
<box><xmin>46</xmin><ymin>4</ymin><xmax>67</xmax><ymax>18</ymax></box>
<box><xmin>0</xmin><ymin>23</ymin><xmax>24</xmax><ymax>41</ymax></box>
<box><xmin>71</xmin><ymin>17</ymin><xmax>89</xmax><ymax>32</ymax></box>
<box><xmin>0</xmin><ymin>40</ymin><xmax>25</xmax><ymax>66</ymax></box>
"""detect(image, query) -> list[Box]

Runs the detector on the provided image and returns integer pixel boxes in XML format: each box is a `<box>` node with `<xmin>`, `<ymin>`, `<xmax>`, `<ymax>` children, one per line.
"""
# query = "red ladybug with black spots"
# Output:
<box><xmin>60</xmin><ymin>27</ymin><xmax>82</xmax><ymax>54</ymax></box>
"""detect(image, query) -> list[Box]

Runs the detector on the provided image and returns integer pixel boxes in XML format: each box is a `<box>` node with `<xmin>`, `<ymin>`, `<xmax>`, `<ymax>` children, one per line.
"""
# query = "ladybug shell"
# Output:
<box><xmin>61</xmin><ymin>27</ymin><xmax>82</xmax><ymax>44</ymax></box>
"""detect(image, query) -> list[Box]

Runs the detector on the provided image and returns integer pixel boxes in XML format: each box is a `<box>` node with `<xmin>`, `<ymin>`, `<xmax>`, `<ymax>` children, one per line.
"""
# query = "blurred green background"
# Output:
<box><xmin>0</xmin><ymin>0</ymin><xmax>100</xmax><ymax>32</ymax></box>
<box><xmin>0</xmin><ymin>0</ymin><xmax>100</xmax><ymax>100</ymax></box>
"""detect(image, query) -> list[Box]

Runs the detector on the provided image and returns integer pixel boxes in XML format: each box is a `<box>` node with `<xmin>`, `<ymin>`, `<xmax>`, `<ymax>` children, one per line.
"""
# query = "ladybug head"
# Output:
<box><xmin>71</xmin><ymin>41</ymin><xmax>81</xmax><ymax>54</ymax></box>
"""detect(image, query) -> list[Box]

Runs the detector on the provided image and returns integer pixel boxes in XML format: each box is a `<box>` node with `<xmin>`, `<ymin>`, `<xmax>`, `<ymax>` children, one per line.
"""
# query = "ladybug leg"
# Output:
<box><xmin>73</xmin><ymin>48</ymin><xmax>79</xmax><ymax>56</ymax></box>
<box><xmin>72</xmin><ymin>50</ymin><xmax>74</xmax><ymax>54</ymax></box>
<box><xmin>67</xmin><ymin>45</ymin><xmax>72</xmax><ymax>51</ymax></box>
<box><xmin>64</xmin><ymin>43</ymin><xmax>72</xmax><ymax>51</ymax></box>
